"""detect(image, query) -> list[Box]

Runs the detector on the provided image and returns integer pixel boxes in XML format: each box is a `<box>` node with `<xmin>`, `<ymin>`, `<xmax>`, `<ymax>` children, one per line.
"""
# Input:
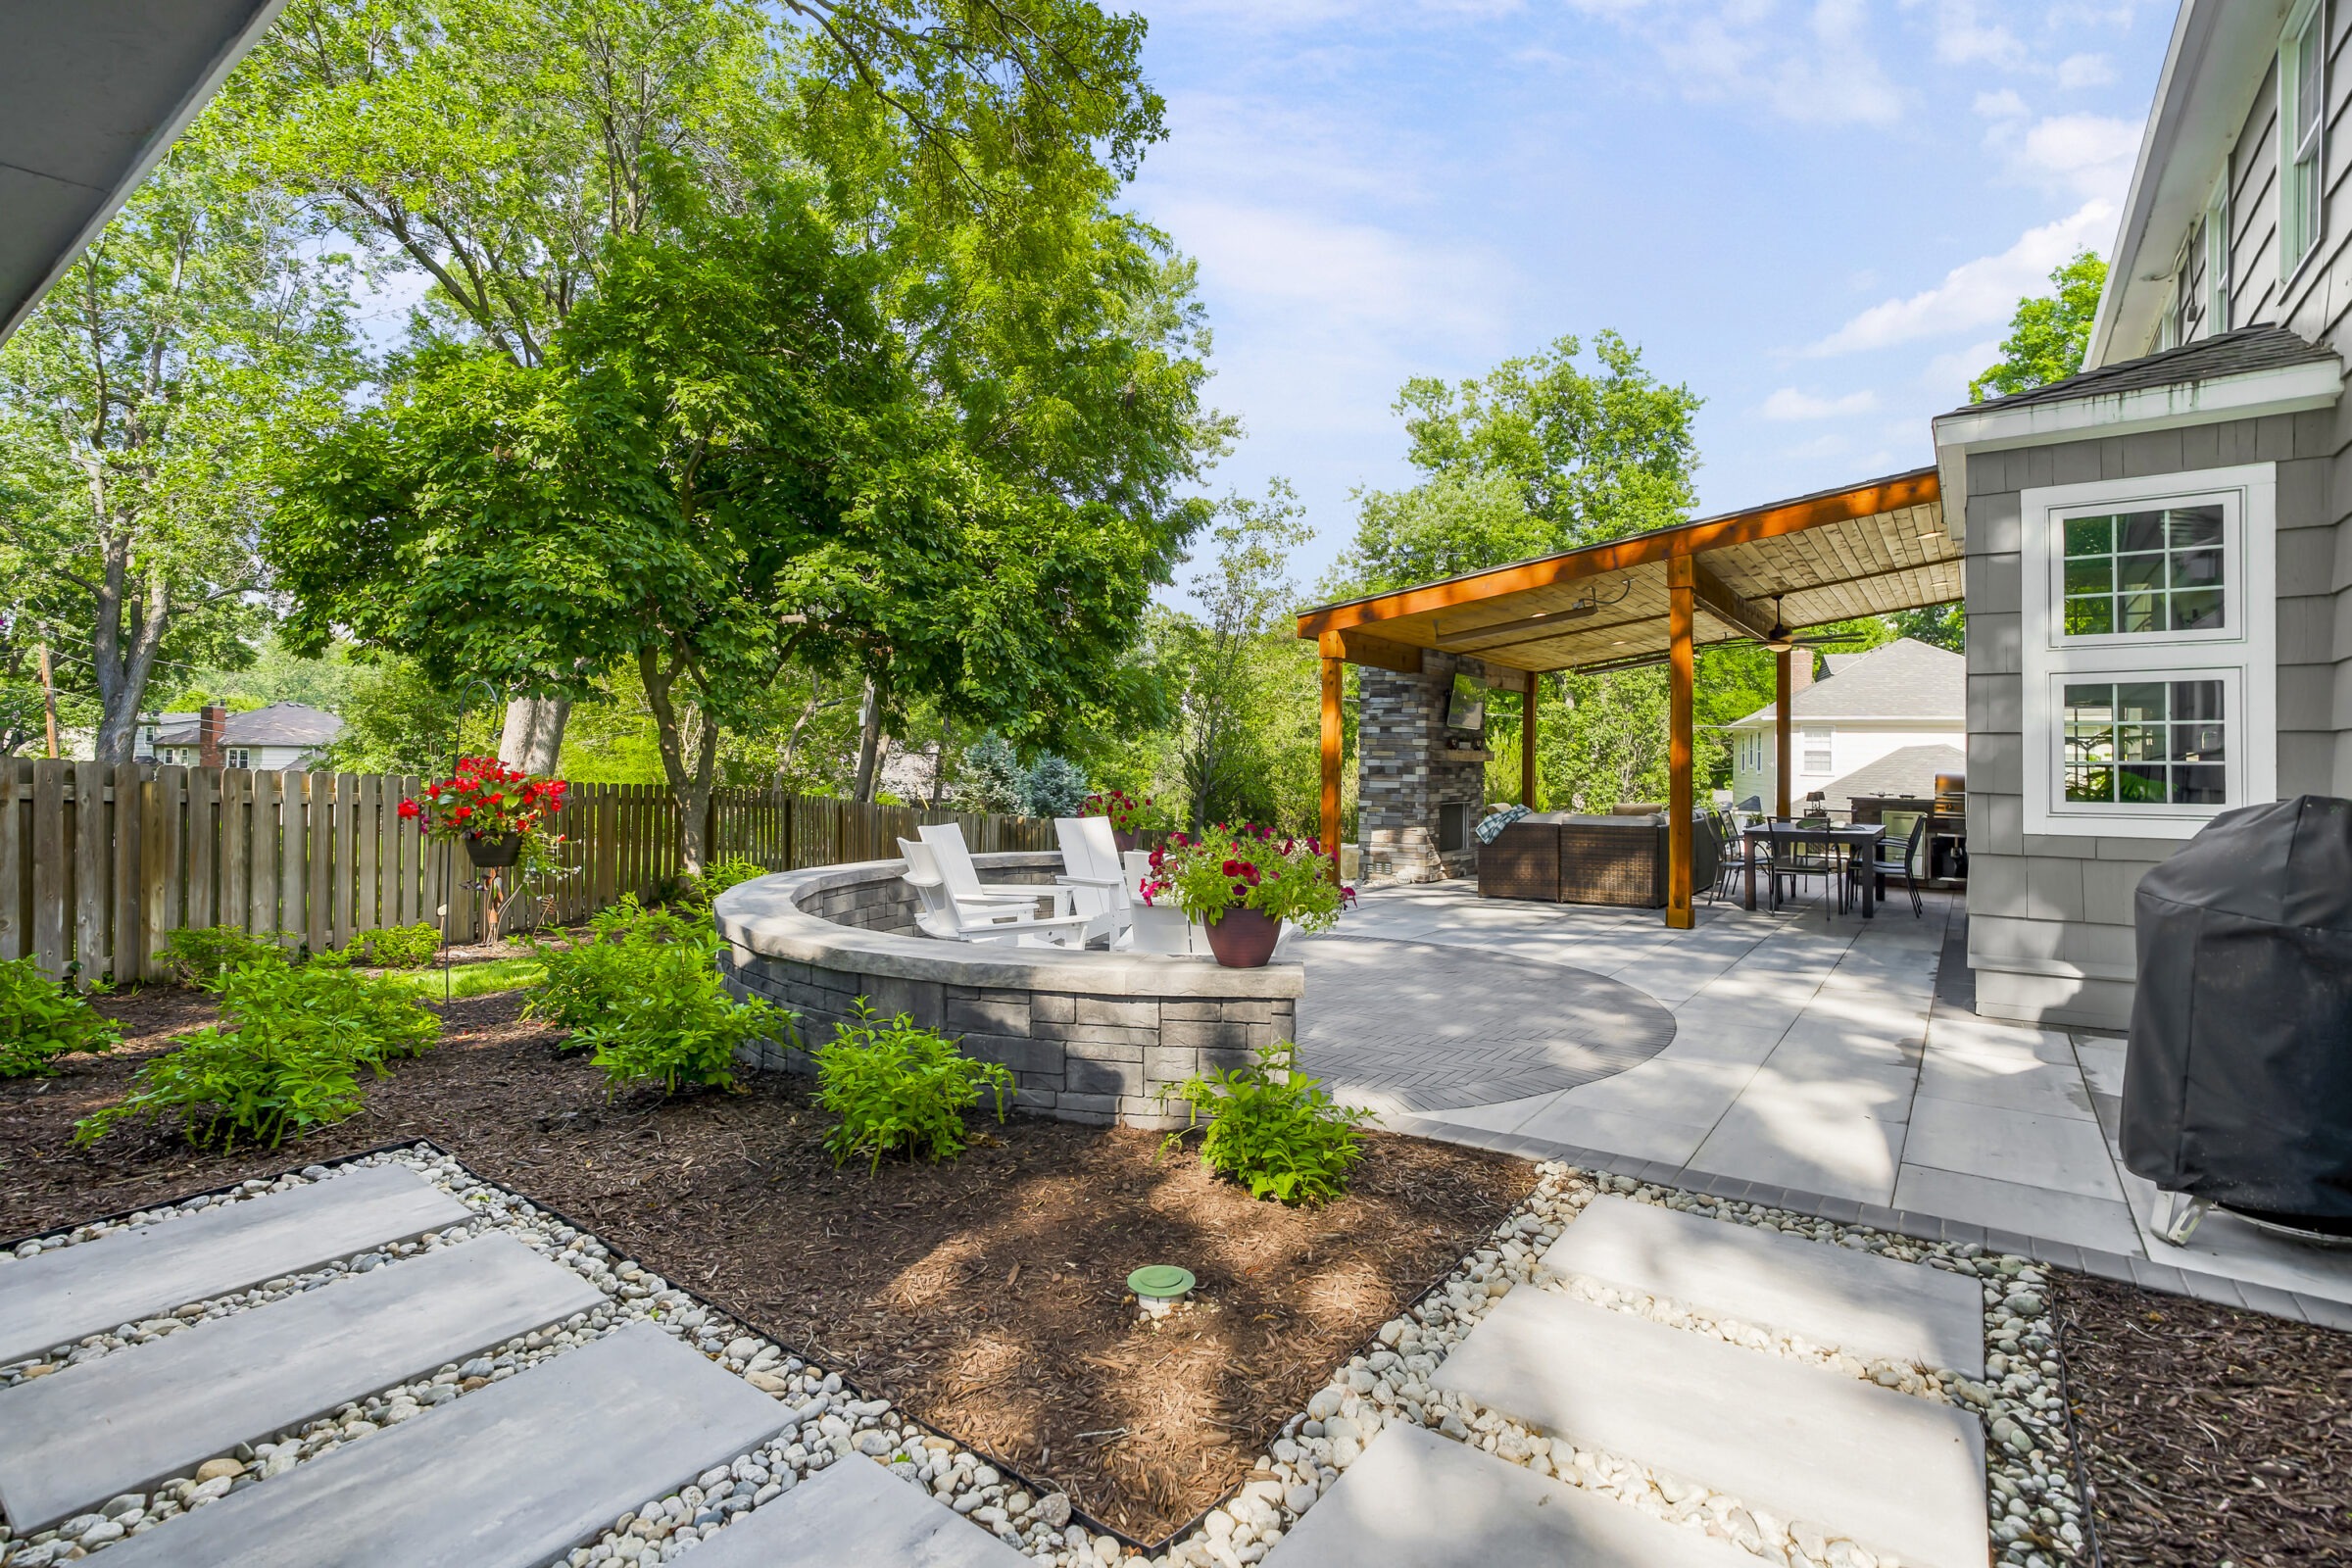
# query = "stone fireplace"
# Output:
<box><xmin>1357</xmin><ymin>650</ymin><xmax>1494</xmax><ymax>882</ymax></box>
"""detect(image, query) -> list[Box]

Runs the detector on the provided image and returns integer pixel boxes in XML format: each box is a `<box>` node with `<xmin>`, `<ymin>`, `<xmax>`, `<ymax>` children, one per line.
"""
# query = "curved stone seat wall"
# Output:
<box><xmin>712</xmin><ymin>854</ymin><xmax>1304</xmax><ymax>1128</ymax></box>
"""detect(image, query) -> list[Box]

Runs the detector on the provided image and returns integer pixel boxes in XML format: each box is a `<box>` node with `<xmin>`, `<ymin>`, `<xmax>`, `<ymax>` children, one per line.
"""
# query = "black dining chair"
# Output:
<box><xmin>1764</xmin><ymin>820</ymin><xmax>1837</xmax><ymax>913</ymax></box>
<box><xmin>1851</xmin><ymin>813</ymin><xmax>1930</xmax><ymax>916</ymax></box>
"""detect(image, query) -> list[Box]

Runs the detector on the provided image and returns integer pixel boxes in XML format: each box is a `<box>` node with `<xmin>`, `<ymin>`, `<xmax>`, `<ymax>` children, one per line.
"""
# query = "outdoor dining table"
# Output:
<box><xmin>1740</xmin><ymin>821</ymin><xmax>1888</xmax><ymax>916</ymax></box>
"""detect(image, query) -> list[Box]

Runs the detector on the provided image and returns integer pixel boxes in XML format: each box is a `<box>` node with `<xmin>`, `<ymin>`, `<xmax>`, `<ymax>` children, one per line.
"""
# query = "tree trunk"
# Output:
<box><xmin>498</xmin><ymin>697</ymin><xmax>568</xmax><ymax>773</ymax></box>
<box><xmin>638</xmin><ymin>648</ymin><xmax>718</xmax><ymax>878</ymax></box>
<box><xmin>850</xmin><ymin>676</ymin><xmax>885</xmax><ymax>804</ymax></box>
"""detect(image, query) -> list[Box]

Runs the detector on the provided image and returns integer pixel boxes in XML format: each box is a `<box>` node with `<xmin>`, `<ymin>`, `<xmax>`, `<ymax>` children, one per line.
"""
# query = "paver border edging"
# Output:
<box><xmin>1373</xmin><ymin>1113</ymin><xmax>2352</xmax><ymax>1332</ymax></box>
<box><xmin>713</xmin><ymin>856</ymin><xmax>1304</xmax><ymax>1129</ymax></box>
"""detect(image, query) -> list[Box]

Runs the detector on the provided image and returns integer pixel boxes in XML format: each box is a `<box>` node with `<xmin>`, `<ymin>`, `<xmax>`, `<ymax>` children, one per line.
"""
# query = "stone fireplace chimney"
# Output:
<box><xmin>199</xmin><ymin>705</ymin><xmax>227</xmax><ymax>768</ymax></box>
<box><xmin>1356</xmin><ymin>651</ymin><xmax>1492</xmax><ymax>883</ymax></box>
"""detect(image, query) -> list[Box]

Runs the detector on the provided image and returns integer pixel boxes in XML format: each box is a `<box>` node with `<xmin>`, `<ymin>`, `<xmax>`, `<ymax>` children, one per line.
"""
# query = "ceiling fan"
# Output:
<box><xmin>1743</xmin><ymin>596</ymin><xmax>1880</xmax><ymax>655</ymax></box>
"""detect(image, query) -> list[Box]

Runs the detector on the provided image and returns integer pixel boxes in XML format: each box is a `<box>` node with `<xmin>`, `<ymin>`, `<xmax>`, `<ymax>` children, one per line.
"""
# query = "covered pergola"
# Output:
<box><xmin>1298</xmin><ymin>466</ymin><xmax>1958</xmax><ymax>927</ymax></box>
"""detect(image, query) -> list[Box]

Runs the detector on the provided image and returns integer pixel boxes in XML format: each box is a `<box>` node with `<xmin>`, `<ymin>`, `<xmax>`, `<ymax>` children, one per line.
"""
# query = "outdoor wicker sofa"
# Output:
<box><xmin>1476</xmin><ymin>811</ymin><xmax>1719</xmax><ymax>907</ymax></box>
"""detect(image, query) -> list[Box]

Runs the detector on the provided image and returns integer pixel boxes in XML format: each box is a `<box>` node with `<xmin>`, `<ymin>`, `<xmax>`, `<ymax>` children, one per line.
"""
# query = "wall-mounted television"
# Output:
<box><xmin>1446</xmin><ymin>673</ymin><xmax>1486</xmax><ymax>732</ymax></box>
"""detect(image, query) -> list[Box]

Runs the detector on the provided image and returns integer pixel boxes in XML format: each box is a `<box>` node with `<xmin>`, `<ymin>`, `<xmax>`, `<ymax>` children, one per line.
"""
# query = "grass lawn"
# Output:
<box><xmin>373</xmin><ymin>956</ymin><xmax>546</xmax><ymax>1000</ymax></box>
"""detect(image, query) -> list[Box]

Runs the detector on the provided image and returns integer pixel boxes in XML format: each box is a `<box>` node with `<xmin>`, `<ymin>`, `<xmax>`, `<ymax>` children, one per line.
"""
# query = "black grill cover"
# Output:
<box><xmin>2123</xmin><ymin>795</ymin><xmax>2352</xmax><ymax>1217</ymax></box>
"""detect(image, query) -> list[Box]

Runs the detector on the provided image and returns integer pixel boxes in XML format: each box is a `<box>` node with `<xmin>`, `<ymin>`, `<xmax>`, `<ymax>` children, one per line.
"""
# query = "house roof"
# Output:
<box><xmin>1732</xmin><ymin>637</ymin><xmax>1963</xmax><ymax>726</ymax></box>
<box><xmin>3</xmin><ymin>1</ymin><xmax>288</xmax><ymax>345</ymax></box>
<box><xmin>1824</xmin><ymin>744</ymin><xmax>1968</xmax><ymax>806</ymax></box>
<box><xmin>151</xmin><ymin>702</ymin><xmax>344</xmax><ymax>749</ymax></box>
<box><xmin>1954</xmin><ymin>326</ymin><xmax>2335</xmax><ymax>416</ymax></box>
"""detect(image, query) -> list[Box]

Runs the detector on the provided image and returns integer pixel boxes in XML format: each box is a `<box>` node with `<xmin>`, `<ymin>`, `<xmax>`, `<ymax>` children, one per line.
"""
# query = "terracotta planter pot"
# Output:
<box><xmin>1202</xmin><ymin>906</ymin><xmax>1281</xmax><ymax>968</ymax></box>
<box><xmin>464</xmin><ymin>831</ymin><xmax>522</xmax><ymax>868</ymax></box>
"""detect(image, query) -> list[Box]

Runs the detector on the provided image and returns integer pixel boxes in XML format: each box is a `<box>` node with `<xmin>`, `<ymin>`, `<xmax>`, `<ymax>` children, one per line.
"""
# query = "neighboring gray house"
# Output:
<box><xmin>1726</xmin><ymin>638</ymin><xmax>1965</xmax><ymax>810</ymax></box>
<box><xmin>1932</xmin><ymin>0</ymin><xmax>2352</xmax><ymax>1029</ymax></box>
<box><xmin>143</xmin><ymin>703</ymin><xmax>344</xmax><ymax>771</ymax></box>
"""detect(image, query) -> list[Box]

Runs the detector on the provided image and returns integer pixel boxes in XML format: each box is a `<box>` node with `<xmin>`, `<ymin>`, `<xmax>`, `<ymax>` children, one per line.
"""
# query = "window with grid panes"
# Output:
<box><xmin>2281</xmin><ymin>0</ymin><xmax>2326</xmax><ymax>277</ymax></box>
<box><xmin>2060</xmin><ymin>505</ymin><xmax>2225</xmax><ymax>636</ymax></box>
<box><xmin>2062</xmin><ymin>680</ymin><xmax>2228</xmax><ymax>807</ymax></box>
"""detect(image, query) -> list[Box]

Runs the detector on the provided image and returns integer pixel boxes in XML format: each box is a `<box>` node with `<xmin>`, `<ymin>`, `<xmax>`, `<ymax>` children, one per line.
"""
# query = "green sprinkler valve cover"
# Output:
<box><xmin>1127</xmin><ymin>1265</ymin><xmax>1196</xmax><ymax>1299</ymax></box>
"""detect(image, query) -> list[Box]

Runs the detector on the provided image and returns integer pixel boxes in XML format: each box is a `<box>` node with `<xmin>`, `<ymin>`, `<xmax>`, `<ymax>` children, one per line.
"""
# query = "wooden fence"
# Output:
<box><xmin>0</xmin><ymin>759</ymin><xmax>1056</xmax><ymax>982</ymax></box>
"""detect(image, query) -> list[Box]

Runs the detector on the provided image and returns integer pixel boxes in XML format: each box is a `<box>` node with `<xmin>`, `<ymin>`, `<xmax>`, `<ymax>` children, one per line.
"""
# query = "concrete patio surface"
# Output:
<box><xmin>1293</xmin><ymin>881</ymin><xmax>2352</xmax><ymax>1322</ymax></box>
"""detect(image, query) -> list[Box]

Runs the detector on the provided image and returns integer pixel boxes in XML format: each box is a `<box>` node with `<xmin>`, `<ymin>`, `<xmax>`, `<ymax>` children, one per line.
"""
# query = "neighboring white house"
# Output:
<box><xmin>1726</xmin><ymin>638</ymin><xmax>1964</xmax><ymax>811</ymax></box>
<box><xmin>142</xmin><ymin>703</ymin><xmax>344</xmax><ymax>771</ymax></box>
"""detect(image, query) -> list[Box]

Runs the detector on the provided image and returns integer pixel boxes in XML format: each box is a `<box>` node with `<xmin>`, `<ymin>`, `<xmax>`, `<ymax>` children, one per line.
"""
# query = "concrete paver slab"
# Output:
<box><xmin>1903</xmin><ymin>1096</ymin><xmax>2119</xmax><ymax>1200</ymax></box>
<box><xmin>1690</xmin><ymin>1098</ymin><xmax>1907</xmax><ymax>1205</ymax></box>
<box><xmin>99</xmin><ymin>1323</ymin><xmax>785</xmax><ymax>1568</ymax></box>
<box><xmin>1890</xmin><ymin>1165</ymin><xmax>2142</xmax><ymax>1256</ymax></box>
<box><xmin>1264</xmin><ymin>1423</ymin><xmax>1758</xmax><ymax>1568</ymax></box>
<box><xmin>1432</xmin><ymin>1291</ymin><xmax>1986</xmax><ymax>1568</ymax></box>
<box><xmin>0</xmin><ymin>1165</ymin><xmax>467</xmax><ymax>1368</ymax></box>
<box><xmin>1513</xmin><ymin>1103</ymin><xmax>1714</xmax><ymax>1166</ymax></box>
<box><xmin>0</xmin><ymin>1233</ymin><xmax>603</xmax><ymax>1531</ymax></box>
<box><xmin>687</xmin><ymin>1452</ymin><xmax>1030</xmax><ymax>1568</ymax></box>
<box><xmin>1540</xmin><ymin>1196</ymin><xmax>1984</xmax><ymax>1375</ymax></box>
<box><xmin>1915</xmin><ymin>1050</ymin><xmax>2096</xmax><ymax>1121</ymax></box>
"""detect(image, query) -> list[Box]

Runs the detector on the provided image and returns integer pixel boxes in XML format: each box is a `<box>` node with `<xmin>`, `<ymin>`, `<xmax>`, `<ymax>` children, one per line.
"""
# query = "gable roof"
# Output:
<box><xmin>1732</xmin><ymin>637</ymin><xmax>1963</xmax><ymax>726</ymax></box>
<box><xmin>152</xmin><ymin>702</ymin><xmax>344</xmax><ymax>750</ymax></box>
<box><xmin>1955</xmin><ymin>325</ymin><xmax>2335</xmax><ymax>416</ymax></box>
<box><xmin>1824</xmin><ymin>744</ymin><xmax>1968</xmax><ymax>805</ymax></box>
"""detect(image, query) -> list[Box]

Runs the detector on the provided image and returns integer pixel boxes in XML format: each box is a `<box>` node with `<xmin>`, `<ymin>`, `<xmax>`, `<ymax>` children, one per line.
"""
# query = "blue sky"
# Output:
<box><xmin>1124</xmin><ymin>0</ymin><xmax>2178</xmax><ymax>596</ymax></box>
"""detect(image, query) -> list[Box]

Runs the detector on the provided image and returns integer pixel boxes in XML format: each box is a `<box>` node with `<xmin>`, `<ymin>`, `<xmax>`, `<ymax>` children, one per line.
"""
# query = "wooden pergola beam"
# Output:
<box><xmin>1689</xmin><ymin>560</ymin><xmax>1777</xmax><ymax>644</ymax></box>
<box><xmin>1296</xmin><ymin>466</ymin><xmax>1938</xmax><ymax>639</ymax></box>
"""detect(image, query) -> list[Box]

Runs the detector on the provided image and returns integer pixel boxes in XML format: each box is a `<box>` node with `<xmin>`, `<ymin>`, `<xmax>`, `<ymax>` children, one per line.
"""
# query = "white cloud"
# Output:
<box><xmin>1152</xmin><ymin>197</ymin><xmax>1511</xmax><ymax>340</ymax></box>
<box><xmin>1762</xmin><ymin>386</ymin><xmax>1880</xmax><ymax>419</ymax></box>
<box><xmin>2056</xmin><ymin>52</ymin><xmax>2115</xmax><ymax>87</ymax></box>
<box><xmin>1805</xmin><ymin>199</ymin><xmax>2114</xmax><ymax>355</ymax></box>
<box><xmin>1575</xmin><ymin>0</ymin><xmax>1906</xmax><ymax>126</ymax></box>
<box><xmin>1929</xmin><ymin>0</ymin><xmax>2026</xmax><ymax>68</ymax></box>
<box><xmin>1973</xmin><ymin>88</ymin><xmax>2029</xmax><ymax>119</ymax></box>
<box><xmin>2012</xmin><ymin>113</ymin><xmax>2141</xmax><ymax>200</ymax></box>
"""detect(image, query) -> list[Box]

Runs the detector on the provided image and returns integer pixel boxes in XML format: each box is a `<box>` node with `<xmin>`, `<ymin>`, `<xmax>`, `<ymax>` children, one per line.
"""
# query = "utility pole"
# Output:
<box><xmin>36</xmin><ymin>643</ymin><xmax>59</xmax><ymax>759</ymax></box>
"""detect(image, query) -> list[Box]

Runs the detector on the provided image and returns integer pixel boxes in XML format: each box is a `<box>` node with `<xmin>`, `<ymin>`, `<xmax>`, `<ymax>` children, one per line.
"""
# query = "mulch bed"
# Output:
<box><xmin>1</xmin><ymin>988</ymin><xmax>1535</xmax><ymax>1543</ymax></box>
<box><xmin>2059</xmin><ymin>1271</ymin><xmax>2352</xmax><ymax>1565</ymax></box>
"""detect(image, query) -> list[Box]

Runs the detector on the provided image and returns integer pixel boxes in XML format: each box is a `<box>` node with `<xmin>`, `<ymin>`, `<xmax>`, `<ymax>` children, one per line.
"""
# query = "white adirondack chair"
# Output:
<box><xmin>916</xmin><ymin>822</ymin><xmax>1073</xmax><ymax>918</ymax></box>
<box><xmin>898</xmin><ymin>840</ymin><xmax>1090</xmax><ymax>948</ymax></box>
<box><xmin>1054</xmin><ymin>816</ymin><xmax>1131</xmax><ymax>945</ymax></box>
<box><xmin>1121</xmin><ymin>848</ymin><xmax>1203</xmax><ymax>956</ymax></box>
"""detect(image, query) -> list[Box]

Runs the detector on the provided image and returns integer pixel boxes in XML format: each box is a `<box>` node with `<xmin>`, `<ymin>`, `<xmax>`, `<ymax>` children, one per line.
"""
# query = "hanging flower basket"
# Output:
<box><xmin>463</xmin><ymin>831</ymin><xmax>523</xmax><ymax>868</ymax></box>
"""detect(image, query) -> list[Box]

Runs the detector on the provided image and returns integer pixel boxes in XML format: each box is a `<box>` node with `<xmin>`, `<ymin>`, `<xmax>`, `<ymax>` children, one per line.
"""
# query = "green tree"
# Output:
<box><xmin>1168</xmin><ymin>482</ymin><xmax>1313</xmax><ymax>832</ymax></box>
<box><xmin>1892</xmin><ymin>602</ymin><xmax>1965</xmax><ymax>652</ymax></box>
<box><xmin>1971</xmin><ymin>251</ymin><xmax>2107</xmax><ymax>402</ymax></box>
<box><xmin>0</xmin><ymin>141</ymin><xmax>363</xmax><ymax>764</ymax></box>
<box><xmin>1390</xmin><ymin>330</ymin><xmax>1701</xmax><ymax>552</ymax></box>
<box><xmin>229</xmin><ymin>0</ymin><xmax>1179</xmax><ymax>768</ymax></box>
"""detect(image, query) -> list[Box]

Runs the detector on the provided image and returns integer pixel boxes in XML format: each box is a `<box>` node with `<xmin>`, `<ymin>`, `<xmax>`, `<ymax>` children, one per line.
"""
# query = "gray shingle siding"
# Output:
<box><xmin>1962</xmin><ymin>407</ymin><xmax>2346</xmax><ymax>1031</ymax></box>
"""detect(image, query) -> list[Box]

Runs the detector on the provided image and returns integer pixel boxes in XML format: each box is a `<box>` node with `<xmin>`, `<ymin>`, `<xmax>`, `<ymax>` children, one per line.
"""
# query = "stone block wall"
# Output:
<box><xmin>1358</xmin><ymin>649</ymin><xmax>1492</xmax><ymax>882</ymax></box>
<box><xmin>714</xmin><ymin>855</ymin><xmax>1303</xmax><ymax>1130</ymax></box>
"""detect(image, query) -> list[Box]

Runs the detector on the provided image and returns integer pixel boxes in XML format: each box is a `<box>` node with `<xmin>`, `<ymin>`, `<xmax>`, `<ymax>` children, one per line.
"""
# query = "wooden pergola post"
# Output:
<box><xmin>1666</xmin><ymin>555</ymin><xmax>1695</xmax><ymax>930</ymax></box>
<box><xmin>1319</xmin><ymin>645</ymin><xmax>1344</xmax><ymax>882</ymax></box>
<box><xmin>1521</xmin><ymin>675</ymin><xmax>1539</xmax><ymax>808</ymax></box>
<box><xmin>1775</xmin><ymin>650</ymin><xmax>1794</xmax><ymax>820</ymax></box>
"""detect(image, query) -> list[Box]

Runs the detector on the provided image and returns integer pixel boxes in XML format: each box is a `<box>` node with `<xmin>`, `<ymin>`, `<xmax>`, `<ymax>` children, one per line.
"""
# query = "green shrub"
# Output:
<box><xmin>0</xmin><ymin>957</ymin><xmax>122</xmax><ymax>1077</ymax></box>
<box><xmin>74</xmin><ymin>953</ymin><xmax>441</xmax><ymax>1150</ymax></box>
<box><xmin>527</xmin><ymin>897</ymin><xmax>701</xmax><ymax>1033</ymax></box>
<box><xmin>813</xmin><ymin>1000</ymin><xmax>1014</xmax><ymax>1174</ymax></box>
<box><xmin>357</xmin><ymin>922</ymin><xmax>442</xmax><ymax>969</ymax></box>
<box><xmin>572</xmin><ymin>925</ymin><xmax>790</xmax><ymax>1096</ymax></box>
<box><xmin>160</xmin><ymin>925</ymin><xmax>287</xmax><ymax>988</ymax></box>
<box><xmin>1156</xmin><ymin>1041</ymin><xmax>1374</xmax><ymax>1205</ymax></box>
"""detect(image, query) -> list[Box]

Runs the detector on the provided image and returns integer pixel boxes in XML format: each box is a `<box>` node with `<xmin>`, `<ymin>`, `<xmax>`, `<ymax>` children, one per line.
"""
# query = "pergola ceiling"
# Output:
<box><xmin>1296</xmin><ymin>467</ymin><xmax>1956</xmax><ymax>677</ymax></box>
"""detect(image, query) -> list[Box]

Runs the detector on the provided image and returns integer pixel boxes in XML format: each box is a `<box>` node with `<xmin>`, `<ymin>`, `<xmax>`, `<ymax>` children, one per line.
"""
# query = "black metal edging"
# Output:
<box><xmin>2052</xmin><ymin>1315</ymin><xmax>2109</xmax><ymax>1568</ymax></box>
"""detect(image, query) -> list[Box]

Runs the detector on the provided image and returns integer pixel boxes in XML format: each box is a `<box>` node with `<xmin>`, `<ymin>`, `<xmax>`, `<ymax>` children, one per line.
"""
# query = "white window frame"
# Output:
<box><xmin>2280</xmin><ymin>0</ymin><xmax>2327</xmax><ymax>282</ymax></box>
<box><xmin>226</xmin><ymin>748</ymin><xmax>250</xmax><ymax>769</ymax></box>
<box><xmin>2020</xmin><ymin>464</ymin><xmax>2277</xmax><ymax>839</ymax></box>
<box><xmin>2204</xmin><ymin>174</ymin><xmax>2230</xmax><ymax>336</ymax></box>
<box><xmin>1800</xmin><ymin>728</ymin><xmax>1833</xmax><ymax>774</ymax></box>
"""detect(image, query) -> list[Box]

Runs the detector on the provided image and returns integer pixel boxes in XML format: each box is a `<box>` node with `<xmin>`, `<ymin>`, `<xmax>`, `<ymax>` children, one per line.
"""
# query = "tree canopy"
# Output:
<box><xmin>1971</xmin><ymin>251</ymin><xmax>2107</xmax><ymax>403</ymax></box>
